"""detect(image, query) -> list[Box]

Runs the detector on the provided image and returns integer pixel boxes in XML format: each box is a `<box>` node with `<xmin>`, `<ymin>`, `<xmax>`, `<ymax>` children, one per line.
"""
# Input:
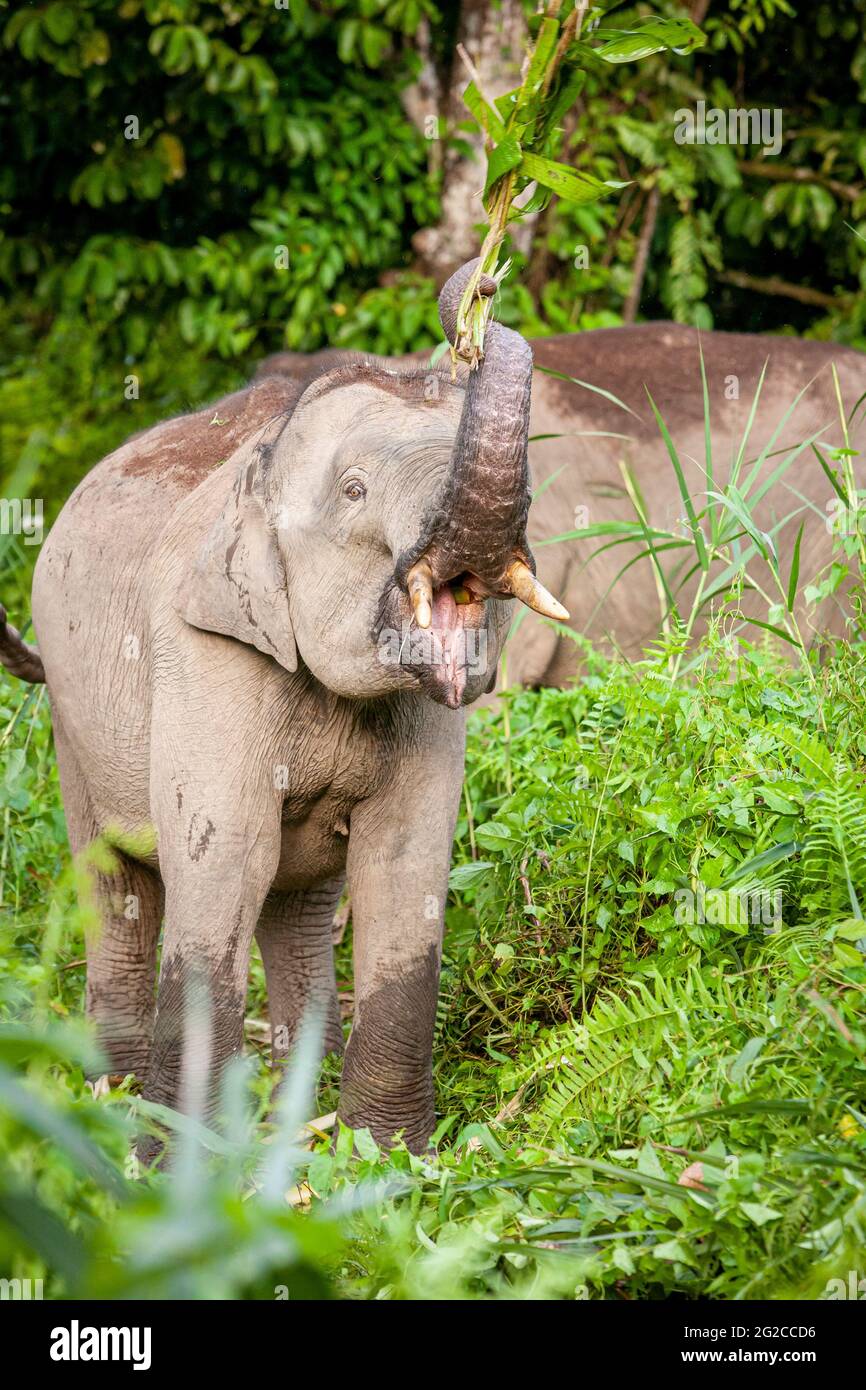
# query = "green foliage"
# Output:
<box><xmin>0</xmin><ymin>978</ymin><xmax>346</xmax><ymax>1297</ymax></box>
<box><xmin>451</xmin><ymin>1</ymin><xmax>703</xmax><ymax>356</ymax></box>
<box><xmin>1</xmin><ymin>0</ymin><xmax>439</xmax><ymax>362</ymax></box>
<box><xmin>1</xmin><ymin>0</ymin><xmax>864</xmax><ymax>473</ymax></box>
<box><xmin>315</xmin><ymin>626</ymin><xmax>866</xmax><ymax>1300</ymax></box>
<box><xmin>520</xmin><ymin>1</ymin><xmax>866</xmax><ymax>340</ymax></box>
<box><xmin>2</xmin><ymin>0</ymin><xmax>866</xmax><ymax>1305</ymax></box>
<box><xmin>3</xmin><ymin>540</ymin><xmax>866</xmax><ymax>1297</ymax></box>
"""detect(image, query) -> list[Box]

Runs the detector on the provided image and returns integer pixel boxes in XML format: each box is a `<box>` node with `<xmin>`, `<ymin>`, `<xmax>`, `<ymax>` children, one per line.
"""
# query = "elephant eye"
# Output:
<box><xmin>343</xmin><ymin>479</ymin><xmax>367</xmax><ymax>501</ymax></box>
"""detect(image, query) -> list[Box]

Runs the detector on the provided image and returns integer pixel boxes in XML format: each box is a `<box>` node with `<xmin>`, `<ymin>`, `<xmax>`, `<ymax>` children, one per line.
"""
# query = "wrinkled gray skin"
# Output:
<box><xmin>259</xmin><ymin>327</ymin><xmax>866</xmax><ymax>684</ymax></box>
<box><xmin>3</xmin><ymin>274</ymin><xmax>863</xmax><ymax>1155</ymax></box>
<box><xmin>19</xmin><ymin>262</ymin><xmax>543</xmax><ymax>1154</ymax></box>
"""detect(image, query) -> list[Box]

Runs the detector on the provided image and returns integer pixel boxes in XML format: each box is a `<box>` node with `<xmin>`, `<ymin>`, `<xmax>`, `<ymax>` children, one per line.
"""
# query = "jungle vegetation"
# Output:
<box><xmin>1</xmin><ymin>0</ymin><xmax>865</xmax><ymax>1300</ymax></box>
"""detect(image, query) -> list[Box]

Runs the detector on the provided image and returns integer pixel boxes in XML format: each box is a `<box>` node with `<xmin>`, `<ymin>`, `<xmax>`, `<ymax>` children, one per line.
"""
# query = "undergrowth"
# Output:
<box><xmin>2</xmin><ymin>337</ymin><xmax>865</xmax><ymax>1300</ymax></box>
<box><xmin>2</xmin><ymin>632</ymin><xmax>865</xmax><ymax>1299</ymax></box>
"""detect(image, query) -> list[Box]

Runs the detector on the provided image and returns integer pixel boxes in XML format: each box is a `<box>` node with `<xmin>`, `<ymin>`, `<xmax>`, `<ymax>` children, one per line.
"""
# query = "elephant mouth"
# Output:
<box><xmin>380</xmin><ymin>574</ymin><xmax>494</xmax><ymax>710</ymax></box>
<box><xmin>426</xmin><ymin>578</ymin><xmax>489</xmax><ymax>709</ymax></box>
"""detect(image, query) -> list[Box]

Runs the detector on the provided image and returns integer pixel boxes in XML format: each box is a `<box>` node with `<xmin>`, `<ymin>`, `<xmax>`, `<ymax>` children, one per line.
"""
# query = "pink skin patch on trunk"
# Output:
<box><xmin>429</xmin><ymin>584</ymin><xmax>475</xmax><ymax>709</ymax></box>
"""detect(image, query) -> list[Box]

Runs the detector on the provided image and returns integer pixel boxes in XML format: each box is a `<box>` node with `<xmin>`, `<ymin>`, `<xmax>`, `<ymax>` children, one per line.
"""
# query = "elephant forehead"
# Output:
<box><xmin>282</xmin><ymin>380</ymin><xmax>463</xmax><ymax>470</ymax></box>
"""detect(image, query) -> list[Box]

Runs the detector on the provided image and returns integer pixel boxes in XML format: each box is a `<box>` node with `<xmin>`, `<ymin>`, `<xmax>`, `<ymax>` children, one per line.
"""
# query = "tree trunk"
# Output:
<box><xmin>410</xmin><ymin>0</ymin><xmax>533</xmax><ymax>288</ymax></box>
<box><xmin>622</xmin><ymin>185</ymin><xmax>660</xmax><ymax>324</ymax></box>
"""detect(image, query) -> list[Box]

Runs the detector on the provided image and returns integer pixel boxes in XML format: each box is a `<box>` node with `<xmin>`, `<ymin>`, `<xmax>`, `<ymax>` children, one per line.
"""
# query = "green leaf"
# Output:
<box><xmin>475</xmin><ymin>821</ymin><xmax>521</xmax><ymax>855</ymax></box>
<box><xmin>484</xmin><ymin>135</ymin><xmax>523</xmax><ymax>195</ymax></box>
<box><xmin>741</xmin><ymin>1201</ymin><xmax>783</xmax><ymax>1226</ymax></box>
<box><xmin>832</xmin><ymin>920</ymin><xmax>866</xmax><ymax>942</ymax></box>
<box><xmin>759</xmin><ymin>787</ymin><xmax>799</xmax><ymax>815</ymax></box>
<box><xmin>514</xmin><ymin>16</ymin><xmax>560</xmax><ymax>129</ymax></box>
<box><xmin>593</xmin><ymin>17</ymin><xmax>706</xmax><ymax>65</ymax></box>
<box><xmin>728</xmin><ymin>842</ymin><xmax>801</xmax><ymax>882</ymax></box>
<box><xmin>729</xmin><ymin>1036</ymin><xmax>767</xmax><ymax>1084</ymax></box>
<box><xmin>448</xmin><ymin>861</ymin><xmax>495</xmax><ymax>890</ymax></box>
<box><xmin>742</xmin><ymin>617</ymin><xmax>800</xmax><ymax>648</ymax></box>
<box><xmin>523</xmin><ymin>18</ymin><xmax>559</xmax><ymax>96</ymax></box>
<box><xmin>351</xmin><ymin>1126</ymin><xmax>381</xmax><ymax>1161</ymax></box>
<box><xmin>533</xmin><ymin>365</ymin><xmax>639</xmax><ymax>417</ymax></box>
<box><xmin>647</xmin><ymin>389</ymin><xmax>708</xmax><ymax>570</ymax></box>
<box><xmin>462</xmin><ymin>82</ymin><xmax>506</xmax><ymax>143</ymax></box>
<box><xmin>654</xmin><ymin>1237</ymin><xmax>697</xmax><ymax>1264</ymax></box>
<box><xmin>519</xmin><ymin>152</ymin><xmax>625</xmax><ymax>206</ymax></box>
<box><xmin>705</xmin><ymin>487</ymin><xmax>774</xmax><ymax>567</ymax></box>
<box><xmin>547</xmin><ymin>67</ymin><xmax>586</xmax><ymax>129</ymax></box>
<box><xmin>786</xmin><ymin>520</ymin><xmax>805</xmax><ymax>611</ymax></box>
<box><xmin>43</xmin><ymin>4</ymin><xmax>76</xmax><ymax>44</ymax></box>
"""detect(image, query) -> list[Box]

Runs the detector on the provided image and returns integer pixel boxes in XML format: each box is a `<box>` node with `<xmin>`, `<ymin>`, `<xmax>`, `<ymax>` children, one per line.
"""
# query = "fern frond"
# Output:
<box><xmin>802</xmin><ymin>765</ymin><xmax>866</xmax><ymax>919</ymax></box>
<box><xmin>776</xmin><ymin>726</ymin><xmax>834</xmax><ymax>785</ymax></box>
<box><xmin>513</xmin><ymin>974</ymin><xmax>694</xmax><ymax>1123</ymax></box>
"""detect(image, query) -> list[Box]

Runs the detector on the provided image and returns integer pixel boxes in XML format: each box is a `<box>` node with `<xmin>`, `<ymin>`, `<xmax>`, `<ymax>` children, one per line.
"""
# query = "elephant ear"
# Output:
<box><xmin>177</xmin><ymin>454</ymin><xmax>297</xmax><ymax>673</ymax></box>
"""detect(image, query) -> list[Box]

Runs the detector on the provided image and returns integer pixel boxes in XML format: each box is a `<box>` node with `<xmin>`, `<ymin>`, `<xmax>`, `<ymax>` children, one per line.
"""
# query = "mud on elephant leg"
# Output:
<box><xmin>53</xmin><ymin>719</ymin><xmax>162</xmax><ymax>1079</ymax></box>
<box><xmin>337</xmin><ymin>713</ymin><xmax>463</xmax><ymax>1154</ymax></box>
<box><xmin>255</xmin><ymin>878</ymin><xmax>345</xmax><ymax>1063</ymax></box>
<box><xmin>144</xmin><ymin>923</ymin><xmax>253</xmax><ymax>1129</ymax></box>
<box><xmin>83</xmin><ymin>856</ymin><xmax>163</xmax><ymax>1080</ymax></box>
<box><xmin>339</xmin><ymin>942</ymin><xmax>440</xmax><ymax>1154</ymax></box>
<box><xmin>140</xmin><ymin>827</ymin><xmax>278</xmax><ymax>1164</ymax></box>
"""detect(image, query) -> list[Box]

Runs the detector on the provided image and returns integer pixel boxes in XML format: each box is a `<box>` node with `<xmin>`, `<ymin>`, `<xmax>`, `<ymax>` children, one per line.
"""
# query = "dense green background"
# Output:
<box><xmin>2</xmin><ymin>0</ymin><xmax>866</xmax><ymax>527</ymax></box>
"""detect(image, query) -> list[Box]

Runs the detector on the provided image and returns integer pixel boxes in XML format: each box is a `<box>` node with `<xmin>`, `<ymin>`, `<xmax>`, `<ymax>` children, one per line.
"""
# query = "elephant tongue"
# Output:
<box><xmin>430</xmin><ymin>585</ymin><xmax>468</xmax><ymax>709</ymax></box>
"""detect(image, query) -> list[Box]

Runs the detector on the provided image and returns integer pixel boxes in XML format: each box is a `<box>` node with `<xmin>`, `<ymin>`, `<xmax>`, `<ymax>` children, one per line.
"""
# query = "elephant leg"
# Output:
<box><xmin>53</xmin><ymin>718</ymin><xmax>161</xmax><ymax>1078</ymax></box>
<box><xmin>139</xmin><ymin>643</ymin><xmax>287</xmax><ymax>1158</ymax></box>
<box><xmin>339</xmin><ymin>724</ymin><xmax>465</xmax><ymax>1153</ymax></box>
<box><xmin>255</xmin><ymin>878</ymin><xmax>345</xmax><ymax>1064</ymax></box>
<box><xmin>83</xmin><ymin>855</ymin><xmax>163</xmax><ymax>1080</ymax></box>
<box><xmin>143</xmin><ymin>799</ymin><xmax>281</xmax><ymax>1144</ymax></box>
<box><xmin>145</xmin><ymin>868</ymin><xmax>271</xmax><ymax>1127</ymax></box>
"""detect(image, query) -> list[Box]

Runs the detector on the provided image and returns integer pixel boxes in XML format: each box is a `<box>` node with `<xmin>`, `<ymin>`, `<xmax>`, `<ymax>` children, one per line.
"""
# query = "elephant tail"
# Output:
<box><xmin>0</xmin><ymin>604</ymin><xmax>45</xmax><ymax>683</ymax></box>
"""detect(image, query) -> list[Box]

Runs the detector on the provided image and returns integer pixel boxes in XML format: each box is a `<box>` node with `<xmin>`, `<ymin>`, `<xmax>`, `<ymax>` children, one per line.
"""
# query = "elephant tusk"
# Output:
<box><xmin>505</xmin><ymin>559</ymin><xmax>570</xmax><ymax>622</ymax></box>
<box><xmin>406</xmin><ymin>559</ymin><xmax>433</xmax><ymax>629</ymax></box>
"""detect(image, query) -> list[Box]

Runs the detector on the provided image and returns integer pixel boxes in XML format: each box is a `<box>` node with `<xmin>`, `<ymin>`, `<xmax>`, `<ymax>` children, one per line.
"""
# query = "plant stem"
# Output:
<box><xmin>454</xmin><ymin>0</ymin><xmax>590</xmax><ymax>364</ymax></box>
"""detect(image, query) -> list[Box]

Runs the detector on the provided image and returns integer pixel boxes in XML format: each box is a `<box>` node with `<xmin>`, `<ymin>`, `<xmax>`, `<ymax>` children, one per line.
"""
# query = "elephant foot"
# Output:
<box><xmin>338</xmin><ymin>1053</ymin><xmax>435</xmax><ymax>1154</ymax></box>
<box><xmin>338</xmin><ymin>1099</ymin><xmax>436</xmax><ymax>1155</ymax></box>
<box><xmin>88</xmin><ymin>1037</ymin><xmax>150</xmax><ymax>1087</ymax></box>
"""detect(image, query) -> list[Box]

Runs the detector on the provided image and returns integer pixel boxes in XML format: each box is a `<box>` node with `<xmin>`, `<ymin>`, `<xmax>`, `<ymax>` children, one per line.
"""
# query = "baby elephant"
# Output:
<box><xmin>5</xmin><ymin>261</ymin><xmax>565</xmax><ymax>1152</ymax></box>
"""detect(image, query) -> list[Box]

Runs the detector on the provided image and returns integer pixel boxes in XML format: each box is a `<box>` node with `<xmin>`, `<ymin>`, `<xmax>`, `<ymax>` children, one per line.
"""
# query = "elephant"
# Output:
<box><xmin>257</xmin><ymin>326</ymin><xmax>866</xmax><ymax>681</ymax></box>
<box><xmin>2</xmin><ymin>264</ymin><xmax>863</xmax><ymax>1155</ymax></box>
<box><xmin>1</xmin><ymin>260</ymin><xmax>568</xmax><ymax>1155</ymax></box>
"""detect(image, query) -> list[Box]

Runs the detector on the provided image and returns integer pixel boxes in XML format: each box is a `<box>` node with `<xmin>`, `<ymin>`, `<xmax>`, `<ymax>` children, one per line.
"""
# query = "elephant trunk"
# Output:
<box><xmin>433</xmin><ymin>260</ymin><xmax>533</xmax><ymax>593</ymax></box>
<box><xmin>399</xmin><ymin>260</ymin><xmax>568</xmax><ymax>626</ymax></box>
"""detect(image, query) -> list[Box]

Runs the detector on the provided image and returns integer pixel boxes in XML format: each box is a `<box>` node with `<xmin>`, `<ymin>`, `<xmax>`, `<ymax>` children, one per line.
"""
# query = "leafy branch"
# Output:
<box><xmin>454</xmin><ymin>1</ymin><xmax>706</xmax><ymax>364</ymax></box>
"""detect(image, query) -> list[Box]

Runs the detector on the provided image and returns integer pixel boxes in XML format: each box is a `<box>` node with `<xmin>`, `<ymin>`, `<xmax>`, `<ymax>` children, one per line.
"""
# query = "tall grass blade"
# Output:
<box><xmin>645</xmin><ymin>388</ymin><xmax>708</xmax><ymax>570</ymax></box>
